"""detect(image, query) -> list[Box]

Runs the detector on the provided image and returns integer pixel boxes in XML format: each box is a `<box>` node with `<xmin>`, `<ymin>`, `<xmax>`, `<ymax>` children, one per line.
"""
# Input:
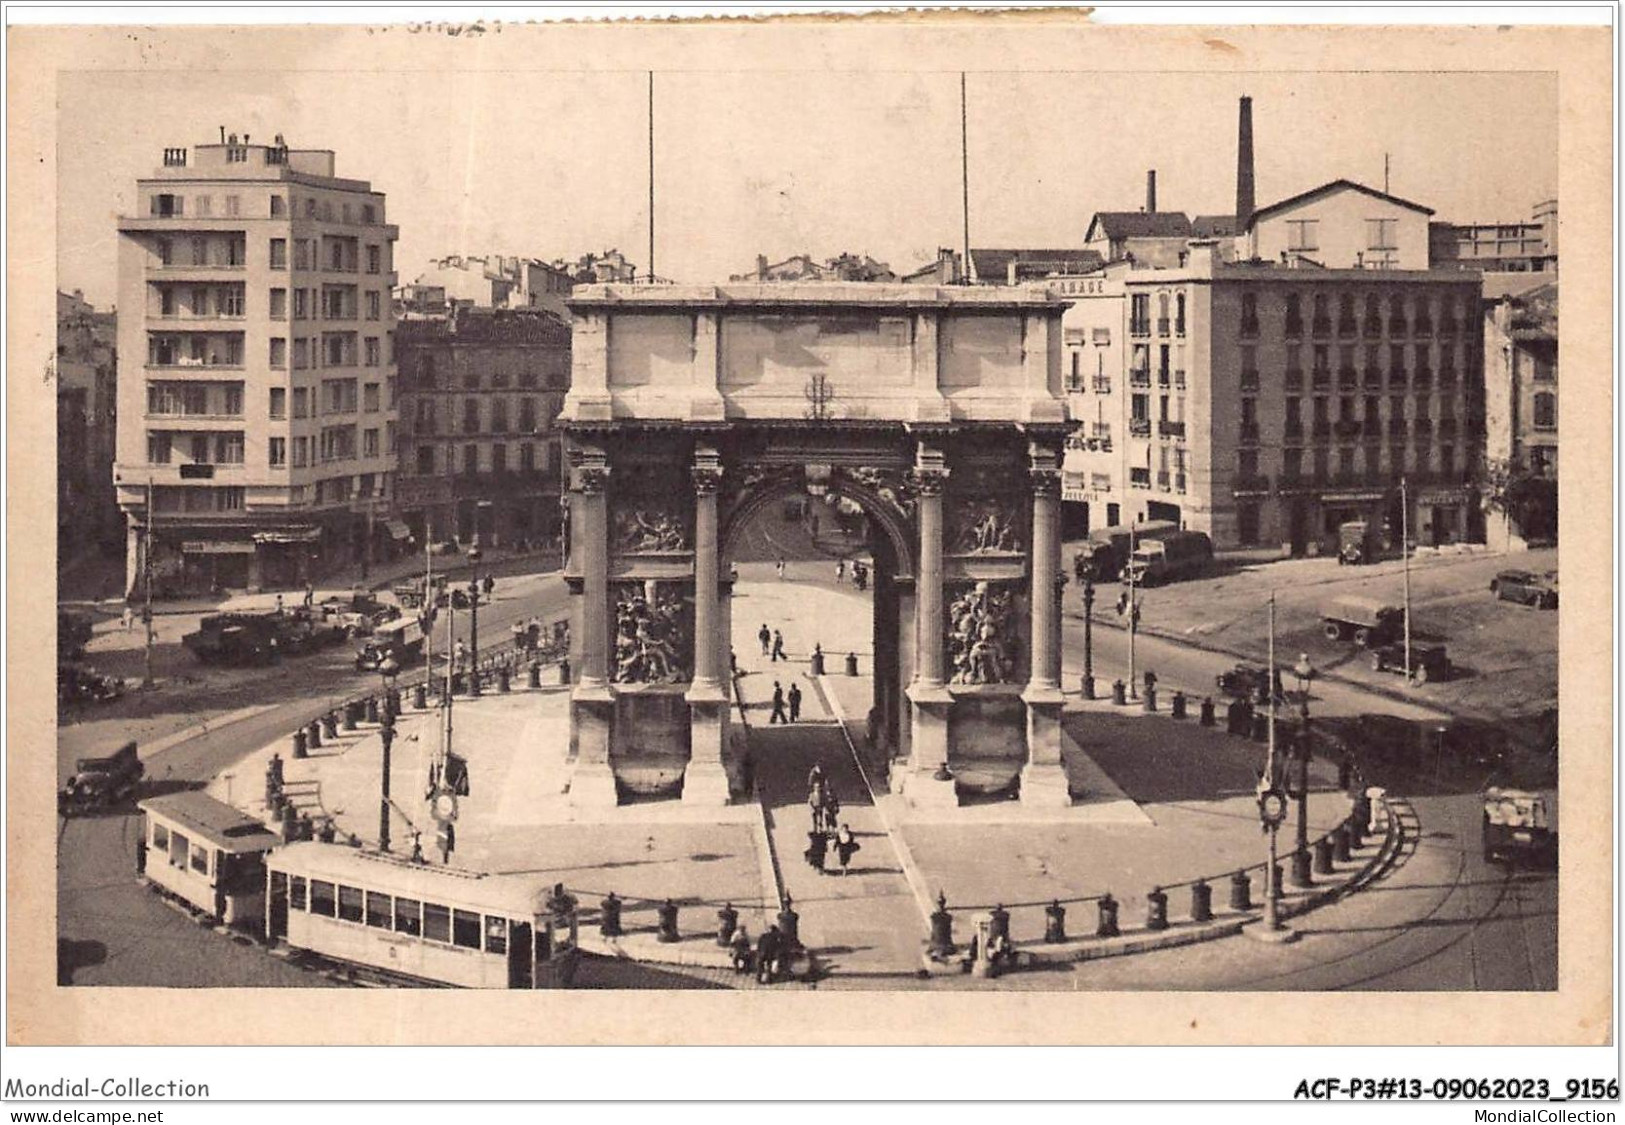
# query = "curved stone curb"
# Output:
<box><xmin>1012</xmin><ymin>793</ymin><xmax>1406</xmax><ymax>968</ymax></box>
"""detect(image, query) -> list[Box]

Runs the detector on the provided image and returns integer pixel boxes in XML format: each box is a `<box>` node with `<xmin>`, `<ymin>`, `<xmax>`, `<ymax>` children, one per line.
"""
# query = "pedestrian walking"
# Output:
<box><xmin>758</xmin><ymin>623</ymin><xmax>771</xmax><ymax>656</ymax></box>
<box><xmin>771</xmin><ymin>630</ymin><xmax>785</xmax><ymax>663</ymax></box>
<box><xmin>483</xmin><ymin>574</ymin><xmax>495</xmax><ymax>601</ymax></box>
<box><xmin>121</xmin><ymin>604</ymin><xmax>133</xmax><ymax>631</ymax></box>
<box><xmin>729</xmin><ymin>925</ymin><xmax>752</xmax><ymax>974</ymax></box>
<box><xmin>787</xmin><ymin>682</ymin><xmax>803</xmax><ymax>723</ymax></box>
<box><xmin>805</xmin><ymin>829</ymin><xmax>828</xmax><ymax>875</ymax></box>
<box><xmin>776</xmin><ymin>557</ymin><xmax>786</xmax><ymax>580</ymax></box>
<box><xmin>511</xmin><ymin>620</ymin><xmax>526</xmax><ymax>654</ymax></box>
<box><xmin>836</xmin><ymin>559</ymin><xmax>846</xmax><ymax>583</ymax></box>
<box><xmin>528</xmin><ymin>616</ymin><xmax>542</xmax><ymax>651</ymax></box>
<box><xmin>275</xmin><ymin>593</ymin><xmax>285</xmax><ymax>615</ymax></box>
<box><xmin>303</xmin><ymin>581</ymin><xmax>315</xmax><ymax>609</ymax></box>
<box><xmin>770</xmin><ymin>682</ymin><xmax>788</xmax><ymax>725</ymax></box>
<box><xmin>455</xmin><ymin>639</ymin><xmax>469</xmax><ymax>670</ymax></box>
<box><xmin>834</xmin><ymin>824</ymin><xmax>861</xmax><ymax>876</ymax></box>
<box><xmin>730</xmin><ymin>649</ymin><xmax>739</xmax><ymax>677</ymax></box>
<box><xmin>755</xmin><ymin>925</ymin><xmax>783</xmax><ymax>984</ymax></box>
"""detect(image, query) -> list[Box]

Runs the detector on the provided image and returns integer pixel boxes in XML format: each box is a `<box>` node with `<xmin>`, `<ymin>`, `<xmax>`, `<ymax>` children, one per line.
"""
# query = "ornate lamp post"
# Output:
<box><xmin>1289</xmin><ymin>652</ymin><xmax>1317</xmax><ymax>888</ymax></box>
<box><xmin>1250</xmin><ymin>592</ymin><xmax>1298</xmax><ymax>943</ymax></box>
<box><xmin>1079</xmin><ymin>561</ymin><xmax>1097</xmax><ymax>699</ymax></box>
<box><xmin>466</xmin><ymin>543</ymin><xmax>482</xmax><ymax>697</ymax></box>
<box><xmin>377</xmin><ymin>655</ymin><xmax>400</xmax><ymax>852</ymax></box>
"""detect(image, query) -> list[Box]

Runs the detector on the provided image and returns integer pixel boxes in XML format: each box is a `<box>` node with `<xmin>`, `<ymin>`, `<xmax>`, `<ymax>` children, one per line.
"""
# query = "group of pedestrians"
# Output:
<box><xmin>758</xmin><ymin>623</ymin><xmax>787</xmax><ymax>663</ymax></box>
<box><xmin>768</xmin><ymin>680</ymin><xmax>802</xmax><ymax>724</ymax></box>
<box><xmin>803</xmin><ymin>764</ymin><xmax>861</xmax><ymax>877</ymax></box>
<box><xmin>727</xmin><ymin>921</ymin><xmax>791</xmax><ymax>984</ymax></box>
<box><xmin>833</xmin><ymin>558</ymin><xmax>868</xmax><ymax>591</ymax></box>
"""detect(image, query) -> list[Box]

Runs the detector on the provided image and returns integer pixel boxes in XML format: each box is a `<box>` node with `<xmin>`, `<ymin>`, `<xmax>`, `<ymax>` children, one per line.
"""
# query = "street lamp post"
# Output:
<box><xmin>1249</xmin><ymin>591</ymin><xmax>1298</xmax><ymax>943</ymax></box>
<box><xmin>1081</xmin><ymin>567</ymin><xmax>1096</xmax><ymax>699</ymax></box>
<box><xmin>467</xmin><ymin>543</ymin><xmax>482</xmax><ymax>697</ymax></box>
<box><xmin>1290</xmin><ymin>653</ymin><xmax>1317</xmax><ymax>888</ymax></box>
<box><xmin>377</xmin><ymin>655</ymin><xmax>400</xmax><ymax>852</ymax></box>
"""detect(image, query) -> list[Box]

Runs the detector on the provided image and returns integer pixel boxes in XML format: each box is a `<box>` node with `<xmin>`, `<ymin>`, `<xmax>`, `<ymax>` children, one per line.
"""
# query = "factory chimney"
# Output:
<box><xmin>1236</xmin><ymin>96</ymin><xmax>1256</xmax><ymax>228</ymax></box>
<box><xmin>1146</xmin><ymin>170</ymin><xmax>1157</xmax><ymax>214</ymax></box>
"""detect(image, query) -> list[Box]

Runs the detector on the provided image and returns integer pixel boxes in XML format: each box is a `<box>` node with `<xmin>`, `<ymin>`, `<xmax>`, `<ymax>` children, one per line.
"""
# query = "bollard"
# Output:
<box><xmin>1352</xmin><ymin>792</ymin><xmax>1372</xmax><ymax>835</ymax></box>
<box><xmin>1143</xmin><ymin>684</ymin><xmax>1158</xmax><ymax>713</ymax></box>
<box><xmin>810</xmin><ymin>646</ymin><xmax>825</xmax><ymax>676</ymax></box>
<box><xmin>1200</xmin><ymin>696</ymin><xmax>1216</xmax><ymax>726</ymax></box>
<box><xmin>1333</xmin><ymin>824</ymin><xmax>1352</xmax><ymax>863</ymax></box>
<box><xmin>1272</xmin><ymin>862</ymin><xmax>1285</xmax><ymax>900</ymax></box>
<box><xmin>656</xmin><ymin>899</ymin><xmax>680</xmax><ymax>943</ymax></box>
<box><xmin>988</xmin><ymin>904</ymin><xmax>1011</xmax><ymax>948</ymax></box>
<box><xmin>318</xmin><ymin>819</ymin><xmax>337</xmax><ymax>844</ymax></box>
<box><xmin>306</xmin><ymin>720</ymin><xmax>322</xmax><ymax>750</ymax></box>
<box><xmin>716</xmin><ymin>902</ymin><xmax>739</xmax><ymax>947</ymax></box>
<box><xmin>470</xmin><ymin>668</ymin><xmax>482</xmax><ymax>697</ymax></box>
<box><xmin>1171</xmin><ymin>691</ymin><xmax>1187</xmax><ymax>720</ymax></box>
<box><xmin>280</xmin><ymin>803</ymin><xmax>299</xmax><ymax>843</ymax></box>
<box><xmin>1337</xmin><ymin>755</ymin><xmax>1354</xmax><ymax>791</ymax></box>
<box><xmin>560</xmin><ymin>657</ymin><xmax>571</xmax><ymax>683</ymax></box>
<box><xmin>1190</xmin><ymin>878</ymin><xmax>1214</xmax><ymax>922</ymax></box>
<box><xmin>1346</xmin><ymin>813</ymin><xmax>1364</xmax><ymax>851</ymax></box>
<box><xmin>1112</xmin><ymin>679</ymin><xmax>1126</xmax><ymax>706</ymax></box>
<box><xmin>845</xmin><ymin>652</ymin><xmax>859</xmax><ymax>677</ymax></box>
<box><xmin>1291</xmin><ymin>847</ymin><xmax>1313</xmax><ymax>888</ymax></box>
<box><xmin>1228</xmin><ymin>870</ymin><xmax>1252</xmax><ymax>911</ymax></box>
<box><xmin>777</xmin><ymin>892</ymin><xmax>801</xmax><ymax>949</ymax></box>
<box><xmin>528</xmin><ymin>662</ymin><xmax>541</xmax><ymax>689</ymax></box>
<box><xmin>1044</xmin><ymin>899</ymin><xmax>1067</xmax><ymax>943</ymax></box>
<box><xmin>365</xmin><ymin>697</ymin><xmax>380</xmax><ymax>724</ymax></box>
<box><xmin>292</xmin><ymin>729</ymin><xmax>308</xmax><ymax>759</ymax></box>
<box><xmin>414</xmin><ymin>684</ymin><xmax>427</xmax><ymax>710</ymax></box>
<box><xmin>1251</xmin><ymin>711</ymin><xmax>1270</xmax><ymax>743</ymax></box>
<box><xmin>322</xmin><ymin>712</ymin><xmax>338</xmax><ymax>740</ymax></box>
<box><xmin>927</xmin><ymin>891</ymin><xmax>955</xmax><ymax>957</ymax></box>
<box><xmin>599</xmin><ymin>892</ymin><xmax>623</xmax><ymax>937</ymax></box>
<box><xmin>388</xmin><ymin>688</ymin><xmax>402</xmax><ymax>716</ymax></box>
<box><xmin>342</xmin><ymin>703</ymin><xmax>358</xmax><ymax>731</ymax></box>
<box><xmin>498</xmin><ymin>666</ymin><xmax>511</xmax><ymax>693</ymax></box>
<box><xmin>1096</xmin><ymin>893</ymin><xmax>1120</xmax><ymax>938</ymax></box>
<box><xmin>1314</xmin><ymin>835</ymin><xmax>1335</xmax><ymax>876</ymax></box>
<box><xmin>1081</xmin><ymin>674</ymin><xmax>1096</xmax><ymax>700</ymax></box>
<box><xmin>1145</xmin><ymin>886</ymin><xmax>1169</xmax><ymax>931</ymax></box>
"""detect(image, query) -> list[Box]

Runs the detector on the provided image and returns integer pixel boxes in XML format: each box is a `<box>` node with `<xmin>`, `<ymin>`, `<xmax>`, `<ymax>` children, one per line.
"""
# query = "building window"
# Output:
<box><xmin>386</xmin><ymin>421</ymin><xmax>396</xmax><ymax>453</ymax></box>
<box><xmin>269</xmin><ymin>288</ymin><xmax>287</xmax><ymax>319</ymax></box>
<box><xmin>147</xmin><ymin>434</ymin><xmax>171</xmax><ymax>464</ymax></box>
<box><xmin>364</xmin><ymin>428</ymin><xmax>380</xmax><ymax>458</ymax></box>
<box><xmin>364</xmin><ymin>383</ymin><xmax>380</xmax><ymax>413</ymax></box>
<box><xmin>521</xmin><ymin>442</ymin><xmax>536</xmax><ymax>472</ymax></box>
<box><xmin>367</xmin><ymin>245</ymin><xmax>381</xmax><ymax>274</ymax></box>
<box><xmin>1236</xmin><ymin>503</ymin><xmax>1260</xmax><ymax>546</ymax></box>
<box><xmin>463</xmin><ymin>444</ymin><xmax>479</xmax><ymax>475</ymax></box>
<box><xmin>1286</xmin><ymin>219</ymin><xmax>1319</xmax><ymax>252</ymax></box>
<box><xmin>1240</xmin><ymin>292</ymin><xmax>1258</xmax><ymax>336</ymax></box>
<box><xmin>292</xmin><ymin>436</ymin><xmax>309</xmax><ymax>468</ymax></box>
<box><xmin>520</xmin><ymin>398</ymin><xmax>537</xmax><ymax>432</ymax></box>
<box><xmin>269</xmin><ymin>239</ymin><xmax>287</xmax><ymax>269</ymax></box>
<box><xmin>1533</xmin><ymin>392</ymin><xmax>1556</xmax><ymax>431</ymax></box>
<box><xmin>387</xmin><ymin>376</ymin><xmax>397</xmax><ymax>409</ymax></box>
<box><xmin>269</xmin><ymin>387</ymin><xmax>286</xmax><ymax>419</ymax></box>
<box><xmin>269</xmin><ymin>437</ymin><xmax>286</xmax><ymax>467</ymax></box>
<box><xmin>491</xmin><ymin>443</ymin><xmax>507</xmax><ymax>473</ymax></box>
<box><xmin>463</xmin><ymin>398</ymin><xmax>480</xmax><ymax>434</ymax></box>
<box><xmin>417</xmin><ymin>446</ymin><xmax>436</xmax><ymax>475</ymax></box>
<box><xmin>1130</xmin><ymin>294</ymin><xmax>1150</xmax><ymax>336</ymax></box>
<box><xmin>270</xmin><ymin>194</ymin><xmax>286</xmax><ymax>218</ymax></box>
<box><xmin>491</xmin><ymin>399</ymin><xmax>508</xmax><ymax>433</ymax></box>
<box><xmin>292</xmin><ymin>387</ymin><xmax>309</xmax><ymax>419</ymax></box>
<box><xmin>1366</xmin><ymin>218</ymin><xmax>1398</xmax><ymax>251</ymax></box>
<box><xmin>366</xmin><ymin>291</ymin><xmax>381</xmax><ymax>320</ymax></box>
<box><xmin>365</xmin><ymin>337</ymin><xmax>381</xmax><ymax>366</ymax></box>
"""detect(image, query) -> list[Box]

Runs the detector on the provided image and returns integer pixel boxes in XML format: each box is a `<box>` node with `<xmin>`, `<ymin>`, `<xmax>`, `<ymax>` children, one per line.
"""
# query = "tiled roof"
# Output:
<box><xmin>970</xmin><ymin>248</ymin><xmax>1105</xmax><ymax>281</ymax></box>
<box><xmin>396</xmin><ymin>307</ymin><xmax>570</xmax><ymax>346</ymax></box>
<box><xmin>1086</xmin><ymin>212</ymin><xmax>1193</xmax><ymax>241</ymax></box>
<box><xmin>1191</xmin><ymin>214</ymin><xmax>1238</xmax><ymax>238</ymax></box>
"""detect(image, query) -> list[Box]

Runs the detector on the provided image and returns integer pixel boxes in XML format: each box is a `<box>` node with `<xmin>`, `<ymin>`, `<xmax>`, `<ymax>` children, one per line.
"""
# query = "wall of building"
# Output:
<box><xmin>1250</xmin><ymin>190</ymin><xmax>1429</xmax><ymax>270</ymax></box>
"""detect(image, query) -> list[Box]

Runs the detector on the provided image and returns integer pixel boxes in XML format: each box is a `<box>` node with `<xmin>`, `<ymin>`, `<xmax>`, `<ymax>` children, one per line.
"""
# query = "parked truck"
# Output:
<box><xmin>1321</xmin><ymin>596</ymin><xmax>1406</xmax><ymax>647</ymax></box>
<box><xmin>60</xmin><ymin>741</ymin><xmax>144</xmax><ymax>817</ymax></box>
<box><xmin>1074</xmin><ymin>520</ymin><xmax>1180</xmax><ymax>583</ymax></box>
<box><xmin>1123</xmin><ymin>530</ymin><xmax>1214</xmax><ymax>586</ymax></box>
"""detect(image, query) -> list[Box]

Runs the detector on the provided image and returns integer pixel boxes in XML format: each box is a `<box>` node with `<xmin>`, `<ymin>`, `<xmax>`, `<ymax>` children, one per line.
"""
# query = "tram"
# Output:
<box><xmin>138</xmin><ymin>791</ymin><xmax>283</xmax><ymax>933</ymax></box>
<box><xmin>265</xmin><ymin>842</ymin><xmax>581</xmax><ymax>989</ymax></box>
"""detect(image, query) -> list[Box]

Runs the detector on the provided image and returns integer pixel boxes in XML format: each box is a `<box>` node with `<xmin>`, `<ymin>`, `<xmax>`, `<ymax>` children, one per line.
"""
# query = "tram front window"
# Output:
<box><xmin>394</xmin><ymin>897</ymin><xmax>422</xmax><ymax>936</ymax></box>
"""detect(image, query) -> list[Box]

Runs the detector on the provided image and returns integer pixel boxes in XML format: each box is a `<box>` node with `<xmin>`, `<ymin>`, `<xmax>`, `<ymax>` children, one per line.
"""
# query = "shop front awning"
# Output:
<box><xmin>384</xmin><ymin>518</ymin><xmax>413</xmax><ymax>541</ymax></box>
<box><xmin>252</xmin><ymin>528</ymin><xmax>322</xmax><ymax>545</ymax></box>
<box><xmin>182</xmin><ymin>539</ymin><xmax>255</xmax><ymax>555</ymax></box>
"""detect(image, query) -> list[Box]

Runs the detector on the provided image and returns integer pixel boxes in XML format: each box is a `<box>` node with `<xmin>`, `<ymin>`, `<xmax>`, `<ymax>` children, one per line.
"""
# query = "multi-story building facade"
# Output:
<box><xmin>1241</xmin><ymin>180</ymin><xmax>1433</xmax><ymax>270</ymax></box>
<box><xmin>114</xmin><ymin>135</ymin><xmax>400</xmax><ymax>594</ymax></box>
<box><xmin>1481</xmin><ymin>281</ymin><xmax>1558</xmax><ymax>547</ymax></box>
<box><xmin>1055</xmin><ymin>267</ymin><xmax>1128</xmax><ymax>536</ymax></box>
<box><xmin>1054</xmin><ymin>241</ymin><xmax>1484</xmax><ymax>554</ymax></box>
<box><xmin>1430</xmin><ymin>199</ymin><xmax>1558</xmax><ymax>274</ymax></box>
<box><xmin>58</xmin><ymin>290</ymin><xmax>121</xmax><ymax>562</ymax></box>
<box><xmin>394</xmin><ymin>307</ymin><xmax>571</xmax><ymax>550</ymax></box>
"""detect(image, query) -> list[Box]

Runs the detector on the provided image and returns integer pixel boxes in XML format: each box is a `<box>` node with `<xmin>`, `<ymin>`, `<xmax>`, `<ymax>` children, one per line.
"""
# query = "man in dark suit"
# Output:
<box><xmin>770</xmin><ymin>682</ymin><xmax>788</xmax><ymax>725</ymax></box>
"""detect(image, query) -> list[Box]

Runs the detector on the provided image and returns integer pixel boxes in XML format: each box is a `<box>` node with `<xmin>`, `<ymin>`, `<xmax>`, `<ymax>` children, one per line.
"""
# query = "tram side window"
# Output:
<box><xmin>290</xmin><ymin>876</ymin><xmax>307</xmax><ymax>910</ymax></box>
<box><xmin>309</xmin><ymin>880</ymin><xmax>337</xmax><ymax>917</ymax></box>
<box><xmin>152</xmin><ymin>824</ymin><xmax>169</xmax><ymax>851</ymax></box>
<box><xmin>423</xmin><ymin>903</ymin><xmax>451</xmax><ymax>943</ymax></box>
<box><xmin>394</xmin><ymin>897</ymin><xmax>422</xmax><ymax>936</ymax></box>
<box><xmin>484</xmin><ymin>916</ymin><xmax>507</xmax><ymax>955</ymax></box>
<box><xmin>452</xmin><ymin>910</ymin><xmax>482</xmax><ymax>950</ymax></box>
<box><xmin>190</xmin><ymin>845</ymin><xmax>209</xmax><ymax>875</ymax></box>
<box><xmin>170</xmin><ymin>831</ymin><xmax>189</xmax><ymax>868</ymax></box>
<box><xmin>338</xmin><ymin>886</ymin><xmax>364</xmax><ymax>923</ymax></box>
<box><xmin>366</xmin><ymin>892</ymin><xmax>392</xmax><ymax>928</ymax></box>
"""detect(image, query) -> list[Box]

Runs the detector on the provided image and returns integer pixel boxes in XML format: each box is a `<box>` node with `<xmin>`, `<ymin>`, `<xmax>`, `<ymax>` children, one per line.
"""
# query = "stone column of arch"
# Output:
<box><xmin>898</xmin><ymin>442</ymin><xmax>958</xmax><ymax>807</ymax></box>
<box><xmin>1020</xmin><ymin>443</ymin><xmax>1072</xmax><ymax>807</ymax></box>
<box><xmin>568</xmin><ymin>447</ymin><xmax>619</xmax><ymax>807</ymax></box>
<box><xmin>683</xmin><ymin>447</ymin><xmax>731</xmax><ymax>805</ymax></box>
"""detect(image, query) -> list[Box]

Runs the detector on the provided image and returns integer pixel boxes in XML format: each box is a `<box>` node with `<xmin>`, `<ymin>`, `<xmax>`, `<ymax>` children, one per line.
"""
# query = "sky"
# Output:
<box><xmin>57</xmin><ymin>66</ymin><xmax>1558</xmax><ymax>308</ymax></box>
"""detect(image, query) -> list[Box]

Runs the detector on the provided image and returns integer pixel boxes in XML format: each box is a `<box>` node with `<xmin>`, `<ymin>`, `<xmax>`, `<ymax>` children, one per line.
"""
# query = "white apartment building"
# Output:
<box><xmin>114</xmin><ymin>134</ymin><xmax>400</xmax><ymax>595</ymax></box>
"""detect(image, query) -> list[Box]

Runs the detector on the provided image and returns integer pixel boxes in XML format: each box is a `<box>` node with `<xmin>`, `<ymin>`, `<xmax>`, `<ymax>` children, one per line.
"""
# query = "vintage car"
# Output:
<box><xmin>1369</xmin><ymin>640</ymin><xmax>1451</xmax><ymax>684</ymax></box>
<box><xmin>1489</xmin><ymin>569</ymin><xmax>1558</xmax><ymax>609</ymax></box>
<box><xmin>1215</xmin><ymin>662</ymin><xmax>1282</xmax><ymax>702</ymax></box>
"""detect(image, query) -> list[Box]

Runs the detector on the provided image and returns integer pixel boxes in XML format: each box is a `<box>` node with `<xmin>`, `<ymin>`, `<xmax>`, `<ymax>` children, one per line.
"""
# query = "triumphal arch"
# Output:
<box><xmin>559</xmin><ymin>282</ymin><xmax>1073</xmax><ymax>809</ymax></box>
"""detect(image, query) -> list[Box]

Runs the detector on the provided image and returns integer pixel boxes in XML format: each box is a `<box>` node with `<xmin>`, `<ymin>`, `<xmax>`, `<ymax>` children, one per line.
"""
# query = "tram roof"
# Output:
<box><xmin>268</xmin><ymin>841</ymin><xmax>565</xmax><ymax>917</ymax></box>
<box><xmin>139</xmin><ymin>791</ymin><xmax>283</xmax><ymax>854</ymax></box>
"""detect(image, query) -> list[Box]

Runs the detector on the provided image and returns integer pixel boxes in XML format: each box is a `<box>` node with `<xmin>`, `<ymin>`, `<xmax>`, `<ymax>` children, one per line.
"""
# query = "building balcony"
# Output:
<box><xmin>1338</xmin><ymin>318</ymin><xmax>1358</xmax><ymax>339</ymax></box>
<box><xmin>1333</xmin><ymin>419</ymin><xmax>1364</xmax><ymax>439</ymax></box>
<box><xmin>1232</xmin><ymin>473</ymin><xmax>1271</xmax><ymax>495</ymax></box>
<box><xmin>1158</xmin><ymin>420</ymin><xmax>1186</xmax><ymax>440</ymax></box>
<box><xmin>1387</xmin><ymin>419</ymin><xmax>1408</xmax><ymax>437</ymax></box>
<box><xmin>144</xmin><ymin>363</ymin><xmax>246</xmax><ymax>377</ymax></box>
<box><xmin>1240</xmin><ymin>318</ymin><xmax>1260</xmax><ymax>339</ymax></box>
<box><xmin>1156</xmin><ymin>470</ymin><xmax>1170</xmax><ymax>490</ymax></box>
<box><xmin>1363</xmin><ymin>317</ymin><xmax>1384</xmax><ymax>339</ymax></box>
<box><xmin>122</xmin><ymin>462</ymin><xmax>249</xmax><ymax>485</ymax></box>
<box><xmin>1129</xmin><ymin>418</ymin><xmax>1152</xmax><ymax>438</ymax></box>
<box><xmin>1129</xmin><ymin>468</ymin><xmax>1152</xmax><ymax>489</ymax></box>
<box><xmin>1157</xmin><ymin>317</ymin><xmax>1171</xmax><ymax>336</ymax></box>
<box><xmin>1129</xmin><ymin>370</ymin><xmax>1151</xmax><ymax>389</ymax></box>
<box><xmin>1439</xmin><ymin>318</ymin><xmax>1459</xmax><ymax>338</ymax></box>
<box><xmin>1239</xmin><ymin>371</ymin><xmax>1260</xmax><ymax>392</ymax></box>
<box><xmin>1311</xmin><ymin>420</ymin><xmax>1332</xmax><ymax>439</ymax></box>
<box><xmin>1438</xmin><ymin>368</ymin><xmax>1458</xmax><ymax>388</ymax></box>
<box><xmin>149</xmin><ymin>314</ymin><xmax>247</xmax><ymax>329</ymax></box>
<box><xmin>1092</xmin><ymin>378</ymin><xmax>1113</xmax><ymax>394</ymax></box>
<box><xmin>1388</xmin><ymin>368</ymin><xmax>1408</xmax><ymax>387</ymax></box>
<box><xmin>1413</xmin><ymin>368</ymin><xmax>1433</xmax><ymax>388</ymax></box>
<box><xmin>1156</xmin><ymin>370</ymin><xmax>1171</xmax><ymax>388</ymax></box>
<box><xmin>1311</xmin><ymin>317</ymin><xmax>1332</xmax><ymax>338</ymax></box>
<box><xmin>1172</xmin><ymin>371</ymin><xmax>1186</xmax><ymax>389</ymax></box>
<box><xmin>1388</xmin><ymin>317</ymin><xmax>1408</xmax><ymax>337</ymax></box>
<box><xmin>149</xmin><ymin>260</ymin><xmax>247</xmax><ymax>275</ymax></box>
<box><xmin>1238</xmin><ymin>422</ymin><xmax>1260</xmax><ymax>445</ymax></box>
<box><xmin>1284</xmin><ymin>318</ymin><xmax>1304</xmax><ymax>339</ymax></box>
<box><xmin>1174</xmin><ymin>472</ymin><xmax>1187</xmax><ymax>494</ymax></box>
<box><xmin>1174</xmin><ymin>320</ymin><xmax>1186</xmax><ymax>338</ymax></box>
<box><xmin>1284</xmin><ymin>369</ymin><xmax>1304</xmax><ymax>392</ymax></box>
<box><xmin>1311</xmin><ymin>369</ymin><xmax>1331</xmax><ymax>390</ymax></box>
<box><xmin>1438</xmin><ymin>417</ymin><xmax>1459</xmax><ymax>438</ymax></box>
<box><xmin>1363</xmin><ymin>367</ymin><xmax>1384</xmax><ymax>389</ymax></box>
<box><xmin>1130</xmin><ymin>319</ymin><xmax>1151</xmax><ymax>338</ymax></box>
<box><xmin>1284</xmin><ymin>421</ymin><xmax>1304</xmax><ymax>441</ymax></box>
<box><xmin>1413</xmin><ymin>318</ymin><xmax>1434</xmax><ymax>338</ymax></box>
<box><xmin>1338</xmin><ymin>367</ymin><xmax>1358</xmax><ymax>389</ymax></box>
<box><xmin>1412</xmin><ymin>418</ymin><xmax>1434</xmax><ymax>436</ymax></box>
